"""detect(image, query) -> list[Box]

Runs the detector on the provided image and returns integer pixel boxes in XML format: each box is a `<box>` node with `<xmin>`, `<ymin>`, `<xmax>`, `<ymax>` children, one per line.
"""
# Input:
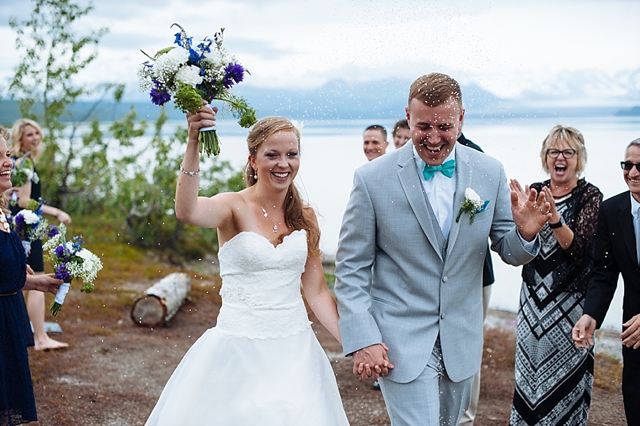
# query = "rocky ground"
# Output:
<box><xmin>27</xmin><ymin>276</ymin><xmax>626</xmax><ymax>425</ymax></box>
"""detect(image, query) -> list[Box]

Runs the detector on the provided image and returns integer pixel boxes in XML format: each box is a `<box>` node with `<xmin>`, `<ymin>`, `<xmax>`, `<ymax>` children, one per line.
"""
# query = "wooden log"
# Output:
<box><xmin>131</xmin><ymin>272</ymin><xmax>191</xmax><ymax>327</ymax></box>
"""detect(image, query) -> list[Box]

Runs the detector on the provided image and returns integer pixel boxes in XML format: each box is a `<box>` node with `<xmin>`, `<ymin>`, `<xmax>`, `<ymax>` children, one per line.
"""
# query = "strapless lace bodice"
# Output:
<box><xmin>216</xmin><ymin>230</ymin><xmax>310</xmax><ymax>339</ymax></box>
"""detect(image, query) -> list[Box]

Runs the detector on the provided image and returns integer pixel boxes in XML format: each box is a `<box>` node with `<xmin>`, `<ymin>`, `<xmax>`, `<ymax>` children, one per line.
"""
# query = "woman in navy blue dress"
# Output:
<box><xmin>0</xmin><ymin>127</ymin><xmax>62</xmax><ymax>425</ymax></box>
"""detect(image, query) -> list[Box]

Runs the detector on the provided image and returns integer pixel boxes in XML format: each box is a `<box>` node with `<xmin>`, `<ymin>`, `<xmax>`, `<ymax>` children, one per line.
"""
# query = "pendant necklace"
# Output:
<box><xmin>0</xmin><ymin>211</ymin><xmax>10</xmax><ymax>233</ymax></box>
<box><xmin>261</xmin><ymin>207</ymin><xmax>279</xmax><ymax>233</ymax></box>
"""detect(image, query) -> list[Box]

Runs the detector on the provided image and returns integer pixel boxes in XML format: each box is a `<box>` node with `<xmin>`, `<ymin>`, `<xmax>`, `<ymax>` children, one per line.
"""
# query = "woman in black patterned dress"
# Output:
<box><xmin>509</xmin><ymin>125</ymin><xmax>602</xmax><ymax>425</ymax></box>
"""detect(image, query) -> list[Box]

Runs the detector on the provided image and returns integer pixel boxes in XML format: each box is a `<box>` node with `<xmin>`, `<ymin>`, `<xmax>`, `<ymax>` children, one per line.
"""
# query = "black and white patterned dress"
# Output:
<box><xmin>510</xmin><ymin>179</ymin><xmax>602</xmax><ymax>426</ymax></box>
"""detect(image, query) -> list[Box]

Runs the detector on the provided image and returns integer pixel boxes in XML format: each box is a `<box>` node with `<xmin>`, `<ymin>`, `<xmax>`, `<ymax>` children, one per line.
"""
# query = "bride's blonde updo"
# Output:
<box><xmin>243</xmin><ymin>117</ymin><xmax>320</xmax><ymax>257</ymax></box>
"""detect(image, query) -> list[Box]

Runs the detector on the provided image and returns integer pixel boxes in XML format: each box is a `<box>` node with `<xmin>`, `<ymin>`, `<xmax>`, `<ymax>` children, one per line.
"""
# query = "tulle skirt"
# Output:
<box><xmin>145</xmin><ymin>326</ymin><xmax>349</xmax><ymax>425</ymax></box>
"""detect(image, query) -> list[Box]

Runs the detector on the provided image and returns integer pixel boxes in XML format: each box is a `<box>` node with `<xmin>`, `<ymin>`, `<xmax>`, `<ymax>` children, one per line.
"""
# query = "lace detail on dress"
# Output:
<box><xmin>219</xmin><ymin>284</ymin><xmax>265</xmax><ymax>307</ymax></box>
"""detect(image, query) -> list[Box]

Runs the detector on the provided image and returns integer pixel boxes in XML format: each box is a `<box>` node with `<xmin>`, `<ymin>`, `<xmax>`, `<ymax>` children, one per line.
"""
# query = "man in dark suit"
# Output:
<box><xmin>573</xmin><ymin>138</ymin><xmax>640</xmax><ymax>424</ymax></box>
<box><xmin>456</xmin><ymin>133</ymin><xmax>495</xmax><ymax>426</ymax></box>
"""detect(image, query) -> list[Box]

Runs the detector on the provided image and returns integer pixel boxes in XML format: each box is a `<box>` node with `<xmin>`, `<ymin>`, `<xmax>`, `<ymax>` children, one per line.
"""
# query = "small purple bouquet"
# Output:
<box><xmin>138</xmin><ymin>23</ymin><xmax>257</xmax><ymax>156</ymax></box>
<box><xmin>43</xmin><ymin>224</ymin><xmax>103</xmax><ymax>316</ymax></box>
<box><xmin>7</xmin><ymin>203</ymin><xmax>48</xmax><ymax>255</ymax></box>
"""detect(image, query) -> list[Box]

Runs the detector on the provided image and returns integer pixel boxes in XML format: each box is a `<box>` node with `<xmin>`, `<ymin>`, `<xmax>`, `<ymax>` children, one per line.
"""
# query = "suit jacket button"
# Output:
<box><xmin>440</xmin><ymin>313</ymin><xmax>445</xmax><ymax>320</ymax></box>
<box><xmin>442</xmin><ymin>276</ymin><xmax>448</xmax><ymax>283</ymax></box>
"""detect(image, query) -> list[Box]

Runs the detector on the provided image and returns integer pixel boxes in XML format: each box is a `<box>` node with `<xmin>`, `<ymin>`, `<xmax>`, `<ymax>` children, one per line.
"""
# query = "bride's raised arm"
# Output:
<box><xmin>175</xmin><ymin>104</ymin><xmax>232</xmax><ymax>229</ymax></box>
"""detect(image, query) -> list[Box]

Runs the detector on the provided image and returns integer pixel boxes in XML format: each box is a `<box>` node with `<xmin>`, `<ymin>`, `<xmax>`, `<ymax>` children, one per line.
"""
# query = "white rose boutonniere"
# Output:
<box><xmin>456</xmin><ymin>188</ymin><xmax>490</xmax><ymax>225</ymax></box>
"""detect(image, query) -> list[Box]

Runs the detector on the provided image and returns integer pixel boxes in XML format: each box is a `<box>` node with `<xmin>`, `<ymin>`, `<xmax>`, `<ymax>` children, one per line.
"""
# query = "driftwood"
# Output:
<box><xmin>131</xmin><ymin>272</ymin><xmax>191</xmax><ymax>327</ymax></box>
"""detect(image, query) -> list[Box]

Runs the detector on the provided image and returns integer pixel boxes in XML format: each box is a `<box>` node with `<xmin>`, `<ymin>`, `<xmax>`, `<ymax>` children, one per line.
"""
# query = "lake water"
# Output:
<box><xmin>172</xmin><ymin>113</ymin><xmax>640</xmax><ymax>331</ymax></box>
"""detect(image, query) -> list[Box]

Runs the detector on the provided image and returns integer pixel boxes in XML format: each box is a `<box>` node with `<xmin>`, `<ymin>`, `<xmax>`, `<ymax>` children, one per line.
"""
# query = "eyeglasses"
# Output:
<box><xmin>620</xmin><ymin>161</ymin><xmax>640</xmax><ymax>172</ymax></box>
<box><xmin>546</xmin><ymin>149</ymin><xmax>577</xmax><ymax>159</ymax></box>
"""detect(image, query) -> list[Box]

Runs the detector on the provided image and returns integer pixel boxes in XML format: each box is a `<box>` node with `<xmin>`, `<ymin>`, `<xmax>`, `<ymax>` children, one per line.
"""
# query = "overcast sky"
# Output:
<box><xmin>1</xmin><ymin>0</ymin><xmax>639</xmax><ymax>102</ymax></box>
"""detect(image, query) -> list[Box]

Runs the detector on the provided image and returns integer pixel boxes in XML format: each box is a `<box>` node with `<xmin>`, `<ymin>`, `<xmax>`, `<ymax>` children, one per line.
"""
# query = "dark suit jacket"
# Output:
<box><xmin>457</xmin><ymin>133</ymin><xmax>495</xmax><ymax>286</ymax></box>
<box><xmin>583</xmin><ymin>191</ymin><xmax>640</xmax><ymax>362</ymax></box>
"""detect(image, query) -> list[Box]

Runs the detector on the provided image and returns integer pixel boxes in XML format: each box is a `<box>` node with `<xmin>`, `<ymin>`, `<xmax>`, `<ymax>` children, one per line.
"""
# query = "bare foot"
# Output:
<box><xmin>34</xmin><ymin>336</ymin><xmax>69</xmax><ymax>351</ymax></box>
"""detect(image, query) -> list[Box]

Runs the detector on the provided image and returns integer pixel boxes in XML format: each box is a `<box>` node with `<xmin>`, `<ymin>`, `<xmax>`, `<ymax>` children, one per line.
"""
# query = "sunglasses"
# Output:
<box><xmin>620</xmin><ymin>161</ymin><xmax>640</xmax><ymax>172</ymax></box>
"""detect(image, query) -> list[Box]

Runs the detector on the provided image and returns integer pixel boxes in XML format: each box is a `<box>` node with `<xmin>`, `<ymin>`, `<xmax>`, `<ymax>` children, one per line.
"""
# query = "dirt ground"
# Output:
<box><xmin>27</xmin><ymin>276</ymin><xmax>627</xmax><ymax>426</ymax></box>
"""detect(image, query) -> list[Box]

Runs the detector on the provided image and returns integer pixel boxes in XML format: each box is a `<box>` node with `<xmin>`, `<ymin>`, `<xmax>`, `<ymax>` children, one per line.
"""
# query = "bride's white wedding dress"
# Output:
<box><xmin>145</xmin><ymin>230</ymin><xmax>349</xmax><ymax>425</ymax></box>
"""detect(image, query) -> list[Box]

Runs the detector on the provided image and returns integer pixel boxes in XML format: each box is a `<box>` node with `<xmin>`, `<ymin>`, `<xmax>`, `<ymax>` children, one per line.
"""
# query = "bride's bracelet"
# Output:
<box><xmin>179</xmin><ymin>163</ymin><xmax>200</xmax><ymax>176</ymax></box>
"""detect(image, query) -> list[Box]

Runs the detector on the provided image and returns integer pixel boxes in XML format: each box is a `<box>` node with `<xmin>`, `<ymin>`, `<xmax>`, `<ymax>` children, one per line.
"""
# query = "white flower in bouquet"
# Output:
<box><xmin>154</xmin><ymin>47</ymin><xmax>189</xmax><ymax>78</ymax></box>
<box><xmin>176</xmin><ymin>64</ymin><xmax>203</xmax><ymax>87</ymax></box>
<box><xmin>20</xmin><ymin>209</ymin><xmax>40</xmax><ymax>224</ymax></box>
<box><xmin>74</xmin><ymin>248</ymin><xmax>103</xmax><ymax>287</ymax></box>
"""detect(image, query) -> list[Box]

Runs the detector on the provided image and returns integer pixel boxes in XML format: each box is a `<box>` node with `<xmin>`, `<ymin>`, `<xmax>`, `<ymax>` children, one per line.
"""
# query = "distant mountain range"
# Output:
<box><xmin>1</xmin><ymin>78</ymin><xmax>638</xmax><ymax>125</ymax></box>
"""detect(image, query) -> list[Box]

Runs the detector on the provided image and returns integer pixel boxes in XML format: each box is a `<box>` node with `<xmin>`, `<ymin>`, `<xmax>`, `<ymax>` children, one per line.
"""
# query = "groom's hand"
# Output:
<box><xmin>353</xmin><ymin>343</ymin><xmax>394</xmax><ymax>380</ymax></box>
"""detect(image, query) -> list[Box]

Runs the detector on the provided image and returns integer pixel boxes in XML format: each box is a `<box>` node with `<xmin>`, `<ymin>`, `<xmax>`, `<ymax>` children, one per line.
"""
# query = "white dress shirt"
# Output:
<box><xmin>413</xmin><ymin>145</ymin><xmax>457</xmax><ymax>238</ymax></box>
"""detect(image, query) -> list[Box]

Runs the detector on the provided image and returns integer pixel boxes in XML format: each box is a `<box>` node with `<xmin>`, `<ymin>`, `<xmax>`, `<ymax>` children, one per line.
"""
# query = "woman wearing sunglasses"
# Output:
<box><xmin>509</xmin><ymin>125</ymin><xmax>603</xmax><ymax>425</ymax></box>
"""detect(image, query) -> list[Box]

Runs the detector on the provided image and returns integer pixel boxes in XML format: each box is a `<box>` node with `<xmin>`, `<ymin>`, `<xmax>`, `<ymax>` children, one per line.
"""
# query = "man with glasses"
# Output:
<box><xmin>573</xmin><ymin>138</ymin><xmax>640</xmax><ymax>425</ymax></box>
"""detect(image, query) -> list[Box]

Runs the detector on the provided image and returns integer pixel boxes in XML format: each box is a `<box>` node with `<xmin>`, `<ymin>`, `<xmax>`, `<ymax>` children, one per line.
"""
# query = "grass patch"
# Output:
<box><xmin>593</xmin><ymin>352</ymin><xmax>623</xmax><ymax>391</ymax></box>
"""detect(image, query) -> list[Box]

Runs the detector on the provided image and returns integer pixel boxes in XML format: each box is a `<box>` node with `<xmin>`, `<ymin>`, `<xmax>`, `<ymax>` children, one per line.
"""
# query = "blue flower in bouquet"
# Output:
<box><xmin>8</xmin><ymin>205</ymin><xmax>48</xmax><ymax>243</ymax></box>
<box><xmin>150</xmin><ymin>84</ymin><xmax>172</xmax><ymax>106</ymax></box>
<box><xmin>55</xmin><ymin>262</ymin><xmax>72</xmax><ymax>282</ymax></box>
<box><xmin>138</xmin><ymin>23</ymin><xmax>257</xmax><ymax>156</ymax></box>
<box><xmin>223</xmin><ymin>63</ymin><xmax>245</xmax><ymax>88</ymax></box>
<box><xmin>47</xmin><ymin>224</ymin><xmax>60</xmax><ymax>238</ymax></box>
<box><xmin>43</xmin><ymin>224</ymin><xmax>103</xmax><ymax>316</ymax></box>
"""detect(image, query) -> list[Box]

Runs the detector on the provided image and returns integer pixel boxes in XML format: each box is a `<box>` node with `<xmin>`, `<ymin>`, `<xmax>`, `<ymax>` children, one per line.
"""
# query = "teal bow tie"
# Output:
<box><xmin>423</xmin><ymin>159</ymin><xmax>456</xmax><ymax>180</ymax></box>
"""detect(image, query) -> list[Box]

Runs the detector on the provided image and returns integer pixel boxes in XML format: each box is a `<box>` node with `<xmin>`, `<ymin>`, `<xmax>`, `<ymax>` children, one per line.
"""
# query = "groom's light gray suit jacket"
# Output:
<box><xmin>335</xmin><ymin>142</ymin><xmax>536</xmax><ymax>384</ymax></box>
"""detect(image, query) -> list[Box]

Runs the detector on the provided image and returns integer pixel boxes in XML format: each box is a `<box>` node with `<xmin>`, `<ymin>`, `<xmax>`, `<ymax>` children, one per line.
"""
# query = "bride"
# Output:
<box><xmin>145</xmin><ymin>106</ymin><xmax>349</xmax><ymax>425</ymax></box>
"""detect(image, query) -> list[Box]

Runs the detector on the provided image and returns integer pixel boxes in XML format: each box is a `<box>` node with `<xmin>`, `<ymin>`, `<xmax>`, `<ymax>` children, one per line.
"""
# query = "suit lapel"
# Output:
<box><xmin>396</xmin><ymin>145</ymin><xmax>445</xmax><ymax>262</ymax></box>
<box><xmin>617</xmin><ymin>194</ymin><xmax>637</xmax><ymax>263</ymax></box>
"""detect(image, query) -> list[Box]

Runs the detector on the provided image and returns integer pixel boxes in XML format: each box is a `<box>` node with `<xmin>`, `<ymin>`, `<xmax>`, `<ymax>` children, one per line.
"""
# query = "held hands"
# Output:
<box><xmin>187</xmin><ymin>103</ymin><xmax>217</xmax><ymax>144</ymax></box>
<box><xmin>572</xmin><ymin>314</ymin><xmax>596</xmax><ymax>349</ymax></box>
<box><xmin>353</xmin><ymin>343</ymin><xmax>394</xmax><ymax>381</ymax></box>
<box><xmin>509</xmin><ymin>179</ymin><xmax>552</xmax><ymax>241</ymax></box>
<box><xmin>622</xmin><ymin>314</ymin><xmax>640</xmax><ymax>349</ymax></box>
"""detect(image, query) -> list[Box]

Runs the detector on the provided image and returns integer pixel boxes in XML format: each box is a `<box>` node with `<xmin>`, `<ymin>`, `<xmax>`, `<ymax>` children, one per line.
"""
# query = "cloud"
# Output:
<box><xmin>1</xmin><ymin>0</ymin><xmax>639</xmax><ymax>106</ymax></box>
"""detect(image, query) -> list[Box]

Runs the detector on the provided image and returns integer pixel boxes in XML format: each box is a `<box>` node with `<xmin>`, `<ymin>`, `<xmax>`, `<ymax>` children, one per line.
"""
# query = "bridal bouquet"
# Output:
<box><xmin>10</xmin><ymin>152</ymin><xmax>39</xmax><ymax>204</ymax></box>
<box><xmin>8</xmin><ymin>203</ymin><xmax>48</xmax><ymax>255</ymax></box>
<box><xmin>138</xmin><ymin>23</ymin><xmax>257</xmax><ymax>156</ymax></box>
<box><xmin>43</xmin><ymin>224</ymin><xmax>103</xmax><ymax>316</ymax></box>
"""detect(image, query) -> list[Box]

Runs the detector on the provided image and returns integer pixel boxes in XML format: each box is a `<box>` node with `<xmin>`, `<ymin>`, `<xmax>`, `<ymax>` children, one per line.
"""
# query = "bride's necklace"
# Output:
<box><xmin>260</xmin><ymin>207</ymin><xmax>280</xmax><ymax>233</ymax></box>
<box><xmin>0</xmin><ymin>211</ymin><xmax>10</xmax><ymax>233</ymax></box>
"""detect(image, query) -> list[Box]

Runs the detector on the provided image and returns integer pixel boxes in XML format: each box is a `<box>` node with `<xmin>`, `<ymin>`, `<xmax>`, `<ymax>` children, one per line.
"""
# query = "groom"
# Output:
<box><xmin>334</xmin><ymin>72</ymin><xmax>549</xmax><ymax>425</ymax></box>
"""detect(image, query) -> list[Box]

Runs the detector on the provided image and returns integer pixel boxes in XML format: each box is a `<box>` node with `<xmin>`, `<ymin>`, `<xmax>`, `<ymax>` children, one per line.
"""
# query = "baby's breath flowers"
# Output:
<box><xmin>138</xmin><ymin>23</ymin><xmax>257</xmax><ymax>156</ymax></box>
<box><xmin>43</xmin><ymin>224</ymin><xmax>103</xmax><ymax>316</ymax></box>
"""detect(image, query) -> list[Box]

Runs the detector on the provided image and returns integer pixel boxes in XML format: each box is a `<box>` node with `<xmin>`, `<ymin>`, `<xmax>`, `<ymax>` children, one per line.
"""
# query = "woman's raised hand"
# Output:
<box><xmin>187</xmin><ymin>103</ymin><xmax>218</xmax><ymax>143</ymax></box>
